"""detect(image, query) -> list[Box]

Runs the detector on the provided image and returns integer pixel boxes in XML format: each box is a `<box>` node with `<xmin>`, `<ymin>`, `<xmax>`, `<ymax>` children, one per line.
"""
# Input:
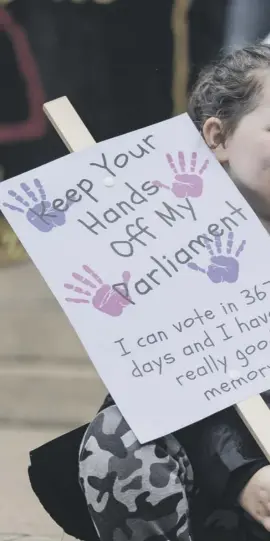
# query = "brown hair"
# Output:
<box><xmin>188</xmin><ymin>43</ymin><xmax>270</xmax><ymax>141</ymax></box>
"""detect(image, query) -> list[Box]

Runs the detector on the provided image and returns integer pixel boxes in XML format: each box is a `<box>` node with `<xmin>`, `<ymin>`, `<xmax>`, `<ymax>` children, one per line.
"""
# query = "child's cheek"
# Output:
<box><xmin>258</xmin><ymin>138</ymin><xmax>270</xmax><ymax>172</ymax></box>
<box><xmin>229</xmin><ymin>150</ymin><xmax>257</xmax><ymax>189</ymax></box>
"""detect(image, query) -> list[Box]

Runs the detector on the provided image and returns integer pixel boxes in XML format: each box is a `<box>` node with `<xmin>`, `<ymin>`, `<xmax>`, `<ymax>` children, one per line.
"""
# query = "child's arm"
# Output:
<box><xmin>239</xmin><ymin>465</ymin><xmax>270</xmax><ymax>531</ymax></box>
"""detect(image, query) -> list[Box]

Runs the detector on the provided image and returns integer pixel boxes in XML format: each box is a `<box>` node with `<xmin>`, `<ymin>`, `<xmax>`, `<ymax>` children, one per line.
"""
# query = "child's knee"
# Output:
<box><xmin>79</xmin><ymin>408</ymin><xmax>191</xmax><ymax>539</ymax></box>
<box><xmin>79</xmin><ymin>406</ymin><xmax>189</xmax><ymax>510</ymax></box>
<box><xmin>79</xmin><ymin>405</ymin><xmax>139</xmax><ymax>486</ymax></box>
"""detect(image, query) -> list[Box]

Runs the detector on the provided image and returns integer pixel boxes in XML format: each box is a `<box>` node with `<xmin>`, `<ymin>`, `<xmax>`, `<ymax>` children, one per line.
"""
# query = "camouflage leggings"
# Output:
<box><xmin>79</xmin><ymin>404</ymin><xmax>194</xmax><ymax>541</ymax></box>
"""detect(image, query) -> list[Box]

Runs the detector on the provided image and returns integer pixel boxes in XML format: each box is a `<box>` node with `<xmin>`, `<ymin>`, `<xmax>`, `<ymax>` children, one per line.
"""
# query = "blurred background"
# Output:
<box><xmin>1</xmin><ymin>1</ymin><xmax>270</xmax><ymax>539</ymax></box>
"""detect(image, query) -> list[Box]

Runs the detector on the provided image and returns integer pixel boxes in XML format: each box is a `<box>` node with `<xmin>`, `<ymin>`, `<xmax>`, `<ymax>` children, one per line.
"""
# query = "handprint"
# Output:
<box><xmin>2</xmin><ymin>179</ymin><xmax>68</xmax><ymax>232</ymax></box>
<box><xmin>188</xmin><ymin>232</ymin><xmax>246</xmax><ymax>284</ymax></box>
<box><xmin>64</xmin><ymin>265</ymin><xmax>132</xmax><ymax>317</ymax></box>
<box><xmin>153</xmin><ymin>151</ymin><xmax>209</xmax><ymax>198</ymax></box>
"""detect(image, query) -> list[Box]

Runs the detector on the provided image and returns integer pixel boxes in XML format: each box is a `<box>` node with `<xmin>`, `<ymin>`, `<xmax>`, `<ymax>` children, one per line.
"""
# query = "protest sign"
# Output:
<box><xmin>1</xmin><ymin>101</ymin><xmax>270</xmax><ymax>444</ymax></box>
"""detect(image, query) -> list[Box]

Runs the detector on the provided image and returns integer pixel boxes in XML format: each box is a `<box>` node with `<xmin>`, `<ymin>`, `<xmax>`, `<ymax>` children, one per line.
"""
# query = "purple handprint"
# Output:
<box><xmin>2</xmin><ymin>178</ymin><xmax>67</xmax><ymax>232</ymax></box>
<box><xmin>153</xmin><ymin>151</ymin><xmax>209</xmax><ymax>198</ymax></box>
<box><xmin>188</xmin><ymin>232</ymin><xmax>246</xmax><ymax>284</ymax></box>
<box><xmin>64</xmin><ymin>264</ymin><xmax>132</xmax><ymax>317</ymax></box>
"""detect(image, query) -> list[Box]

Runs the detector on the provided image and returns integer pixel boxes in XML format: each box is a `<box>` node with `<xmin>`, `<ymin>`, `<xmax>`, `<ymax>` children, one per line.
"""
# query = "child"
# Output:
<box><xmin>78</xmin><ymin>44</ymin><xmax>270</xmax><ymax>541</ymax></box>
<box><xmin>28</xmin><ymin>43</ymin><xmax>270</xmax><ymax>541</ymax></box>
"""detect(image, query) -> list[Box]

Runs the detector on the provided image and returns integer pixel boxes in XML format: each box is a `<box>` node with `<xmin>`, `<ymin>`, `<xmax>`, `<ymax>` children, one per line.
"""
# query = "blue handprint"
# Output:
<box><xmin>188</xmin><ymin>232</ymin><xmax>246</xmax><ymax>283</ymax></box>
<box><xmin>3</xmin><ymin>178</ymin><xmax>67</xmax><ymax>233</ymax></box>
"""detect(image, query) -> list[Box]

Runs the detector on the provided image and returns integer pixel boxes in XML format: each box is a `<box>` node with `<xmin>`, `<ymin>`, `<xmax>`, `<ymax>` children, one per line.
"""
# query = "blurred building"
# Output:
<box><xmin>0</xmin><ymin>0</ymin><xmax>182</xmax><ymax>264</ymax></box>
<box><xmin>0</xmin><ymin>0</ymin><xmax>175</xmax><ymax>181</ymax></box>
<box><xmin>224</xmin><ymin>0</ymin><xmax>270</xmax><ymax>51</ymax></box>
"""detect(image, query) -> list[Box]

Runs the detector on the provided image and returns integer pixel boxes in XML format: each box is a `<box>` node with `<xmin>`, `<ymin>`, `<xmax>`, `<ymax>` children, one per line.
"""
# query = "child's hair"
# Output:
<box><xmin>188</xmin><ymin>43</ymin><xmax>270</xmax><ymax>142</ymax></box>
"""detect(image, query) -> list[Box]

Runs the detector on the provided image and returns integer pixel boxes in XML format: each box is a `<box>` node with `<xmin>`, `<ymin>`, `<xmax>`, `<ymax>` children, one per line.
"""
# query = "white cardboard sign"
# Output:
<box><xmin>1</xmin><ymin>113</ymin><xmax>270</xmax><ymax>443</ymax></box>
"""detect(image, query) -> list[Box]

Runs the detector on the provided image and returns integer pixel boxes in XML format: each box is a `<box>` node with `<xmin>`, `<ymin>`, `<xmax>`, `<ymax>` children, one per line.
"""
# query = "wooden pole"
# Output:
<box><xmin>172</xmin><ymin>0</ymin><xmax>188</xmax><ymax>115</ymax></box>
<box><xmin>43</xmin><ymin>96</ymin><xmax>270</xmax><ymax>460</ymax></box>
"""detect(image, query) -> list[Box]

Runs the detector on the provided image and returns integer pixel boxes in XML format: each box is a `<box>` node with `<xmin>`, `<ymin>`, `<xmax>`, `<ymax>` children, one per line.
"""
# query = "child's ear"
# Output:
<box><xmin>203</xmin><ymin>117</ymin><xmax>229</xmax><ymax>163</ymax></box>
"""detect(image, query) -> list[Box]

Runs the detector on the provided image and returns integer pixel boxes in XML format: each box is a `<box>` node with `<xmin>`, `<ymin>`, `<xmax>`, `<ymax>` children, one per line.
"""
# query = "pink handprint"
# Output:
<box><xmin>64</xmin><ymin>265</ymin><xmax>132</xmax><ymax>317</ymax></box>
<box><xmin>153</xmin><ymin>151</ymin><xmax>209</xmax><ymax>198</ymax></box>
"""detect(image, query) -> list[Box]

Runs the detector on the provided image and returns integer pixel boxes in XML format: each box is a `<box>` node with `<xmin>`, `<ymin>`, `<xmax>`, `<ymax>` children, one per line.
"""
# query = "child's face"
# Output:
<box><xmin>203</xmin><ymin>74</ymin><xmax>270</xmax><ymax>219</ymax></box>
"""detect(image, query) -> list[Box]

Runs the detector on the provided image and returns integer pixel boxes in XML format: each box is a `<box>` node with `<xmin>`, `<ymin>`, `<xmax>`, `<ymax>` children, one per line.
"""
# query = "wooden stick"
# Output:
<box><xmin>172</xmin><ymin>0</ymin><xmax>188</xmax><ymax>115</ymax></box>
<box><xmin>44</xmin><ymin>96</ymin><xmax>95</xmax><ymax>152</ymax></box>
<box><xmin>43</xmin><ymin>96</ymin><xmax>270</xmax><ymax>461</ymax></box>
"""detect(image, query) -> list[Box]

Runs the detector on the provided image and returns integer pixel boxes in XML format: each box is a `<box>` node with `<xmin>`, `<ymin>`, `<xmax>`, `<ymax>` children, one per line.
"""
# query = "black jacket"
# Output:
<box><xmin>180</xmin><ymin>391</ymin><xmax>270</xmax><ymax>540</ymax></box>
<box><xmin>29</xmin><ymin>392</ymin><xmax>270</xmax><ymax>541</ymax></box>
